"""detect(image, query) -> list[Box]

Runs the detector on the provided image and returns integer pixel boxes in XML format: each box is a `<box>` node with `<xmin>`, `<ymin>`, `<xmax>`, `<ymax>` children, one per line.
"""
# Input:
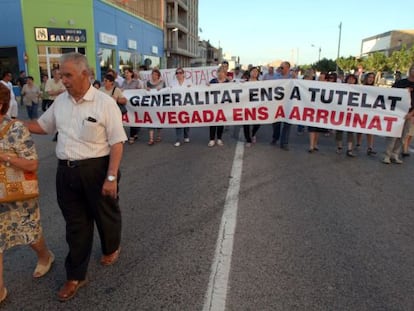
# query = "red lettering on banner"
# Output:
<box><xmin>233</xmin><ymin>107</ymin><xmax>268</xmax><ymax>121</ymax></box>
<box><xmin>168</xmin><ymin>112</ymin><xmax>178</xmax><ymax>124</ymax></box>
<box><xmin>178</xmin><ymin>112</ymin><xmax>189</xmax><ymax>123</ymax></box>
<box><xmin>352</xmin><ymin>113</ymin><xmax>368</xmax><ymax>128</ymax></box>
<box><xmin>302</xmin><ymin>107</ymin><xmax>315</xmax><ymax>122</ymax></box>
<box><xmin>331</xmin><ymin>111</ymin><xmax>345</xmax><ymax>125</ymax></box>
<box><xmin>204</xmin><ymin>110</ymin><xmax>214</xmax><ymax>122</ymax></box>
<box><xmin>216</xmin><ymin>109</ymin><xmax>226</xmax><ymax>122</ymax></box>
<box><xmin>129</xmin><ymin>112</ymin><xmax>153</xmax><ymax>124</ymax></box>
<box><xmin>258</xmin><ymin>107</ymin><xmax>268</xmax><ymax>120</ymax></box>
<box><xmin>143</xmin><ymin>112</ymin><xmax>152</xmax><ymax>123</ymax></box>
<box><xmin>289</xmin><ymin>106</ymin><xmax>301</xmax><ymax>120</ymax></box>
<box><xmin>274</xmin><ymin>106</ymin><xmax>285</xmax><ymax>119</ymax></box>
<box><xmin>155</xmin><ymin>110</ymin><xmax>229</xmax><ymax>124</ymax></box>
<box><xmin>383</xmin><ymin>116</ymin><xmax>398</xmax><ymax>131</ymax></box>
<box><xmin>244</xmin><ymin>108</ymin><xmax>257</xmax><ymax>121</ymax></box>
<box><xmin>316</xmin><ymin>109</ymin><xmax>329</xmax><ymax>124</ymax></box>
<box><xmin>192</xmin><ymin>111</ymin><xmax>202</xmax><ymax>123</ymax></box>
<box><xmin>157</xmin><ymin>112</ymin><xmax>166</xmax><ymax>123</ymax></box>
<box><xmin>233</xmin><ymin>108</ymin><xmax>243</xmax><ymax>121</ymax></box>
<box><xmin>367</xmin><ymin>115</ymin><xmax>382</xmax><ymax>130</ymax></box>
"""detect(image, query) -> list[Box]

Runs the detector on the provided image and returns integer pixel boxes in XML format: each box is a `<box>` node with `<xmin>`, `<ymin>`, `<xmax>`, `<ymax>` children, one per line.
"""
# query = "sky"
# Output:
<box><xmin>198</xmin><ymin>0</ymin><xmax>414</xmax><ymax>67</ymax></box>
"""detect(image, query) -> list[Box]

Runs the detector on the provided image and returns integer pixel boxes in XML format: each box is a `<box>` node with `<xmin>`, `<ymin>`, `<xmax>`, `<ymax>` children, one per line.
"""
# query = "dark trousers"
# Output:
<box><xmin>42</xmin><ymin>99</ymin><xmax>54</xmax><ymax>111</ymax></box>
<box><xmin>56</xmin><ymin>156</ymin><xmax>122</xmax><ymax>280</ymax></box>
<box><xmin>243</xmin><ymin>124</ymin><xmax>261</xmax><ymax>143</ymax></box>
<box><xmin>129</xmin><ymin>127</ymin><xmax>140</xmax><ymax>138</ymax></box>
<box><xmin>272</xmin><ymin>122</ymin><xmax>291</xmax><ymax>147</ymax></box>
<box><xmin>209</xmin><ymin>126</ymin><xmax>224</xmax><ymax>140</ymax></box>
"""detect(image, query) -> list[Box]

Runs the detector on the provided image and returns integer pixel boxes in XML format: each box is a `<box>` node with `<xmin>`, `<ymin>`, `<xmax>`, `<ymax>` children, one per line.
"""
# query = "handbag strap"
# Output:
<box><xmin>0</xmin><ymin>120</ymin><xmax>17</xmax><ymax>140</ymax></box>
<box><xmin>111</xmin><ymin>87</ymin><xmax>116</xmax><ymax>96</ymax></box>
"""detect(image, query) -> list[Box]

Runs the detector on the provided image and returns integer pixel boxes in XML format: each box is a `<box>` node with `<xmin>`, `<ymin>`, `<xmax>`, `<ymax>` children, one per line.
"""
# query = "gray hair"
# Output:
<box><xmin>60</xmin><ymin>52</ymin><xmax>89</xmax><ymax>73</ymax></box>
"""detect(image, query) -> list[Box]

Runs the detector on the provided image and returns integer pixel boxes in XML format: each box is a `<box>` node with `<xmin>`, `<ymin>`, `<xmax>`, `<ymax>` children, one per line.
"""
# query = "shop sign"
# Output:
<box><xmin>99</xmin><ymin>32</ymin><xmax>118</xmax><ymax>46</ymax></box>
<box><xmin>128</xmin><ymin>39</ymin><xmax>137</xmax><ymax>50</ymax></box>
<box><xmin>34</xmin><ymin>27</ymin><xmax>87</xmax><ymax>42</ymax></box>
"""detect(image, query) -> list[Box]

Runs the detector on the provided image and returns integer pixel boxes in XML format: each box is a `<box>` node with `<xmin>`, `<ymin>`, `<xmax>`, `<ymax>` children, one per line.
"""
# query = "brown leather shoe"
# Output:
<box><xmin>57</xmin><ymin>279</ymin><xmax>87</xmax><ymax>302</ymax></box>
<box><xmin>100</xmin><ymin>247</ymin><xmax>121</xmax><ymax>266</ymax></box>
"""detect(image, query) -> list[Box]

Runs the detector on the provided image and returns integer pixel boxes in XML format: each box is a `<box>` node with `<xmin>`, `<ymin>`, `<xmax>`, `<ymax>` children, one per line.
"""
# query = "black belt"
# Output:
<box><xmin>58</xmin><ymin>156</ymin><xmax>109</xmax><ymax>168</ymax></box>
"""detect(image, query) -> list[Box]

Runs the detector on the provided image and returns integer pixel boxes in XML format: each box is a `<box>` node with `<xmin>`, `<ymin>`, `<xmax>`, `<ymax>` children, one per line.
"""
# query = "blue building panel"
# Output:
<box><xmin>0</xmin><ymin>0</ymin><xmax>26</xmax><ymax>75</ymax></box>
<box><xmin>93</xmin><ymin>0</ymin><xmax>164</xmax><ymax>76</ymax></box>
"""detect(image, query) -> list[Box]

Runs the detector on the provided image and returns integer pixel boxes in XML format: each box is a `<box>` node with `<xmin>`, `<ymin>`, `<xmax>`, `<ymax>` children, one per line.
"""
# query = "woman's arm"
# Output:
<box><xmin>0</xmin><ymin>153</ymin><xmax>38</xmax><ymax>172</ymax></box>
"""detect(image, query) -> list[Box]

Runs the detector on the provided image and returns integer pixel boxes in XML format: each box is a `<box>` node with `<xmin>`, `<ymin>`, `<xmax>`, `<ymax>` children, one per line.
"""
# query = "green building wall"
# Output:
<box><xmin>21</xmin><ymin>0</ymin><xmax>95</xmax><ymax>82</ymax></box>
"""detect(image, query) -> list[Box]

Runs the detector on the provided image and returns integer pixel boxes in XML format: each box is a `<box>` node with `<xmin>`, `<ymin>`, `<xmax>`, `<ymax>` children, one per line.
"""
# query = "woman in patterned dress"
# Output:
<box><xmin>0</xmin><ymin>83</ymin><xmax>54</xmax><ymax>304</ymax></box>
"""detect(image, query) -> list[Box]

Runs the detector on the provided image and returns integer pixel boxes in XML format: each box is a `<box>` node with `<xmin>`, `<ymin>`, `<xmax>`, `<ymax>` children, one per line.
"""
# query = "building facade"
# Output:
<box><xmin>0</xmin><ymin>0</ymin><xmax>164</xmax><ymax>83</ymax></box>
<box><xmin>361</xmin><ymin>30</ymin><xmax>414</xmax><ymax>58</ymax></box>
<box><xmin>165</xmin><ymin>0</ymin><xmax>199</xmax><ymax>68</ymax></box>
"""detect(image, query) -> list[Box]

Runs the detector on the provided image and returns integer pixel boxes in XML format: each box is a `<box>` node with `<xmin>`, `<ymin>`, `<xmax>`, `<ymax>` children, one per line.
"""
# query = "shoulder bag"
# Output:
<box><xmin>0</xmin><ymin>120</ymin><xmax>39</xmax><ymax>203</ymax></box>
<box><xmin>112</xmin><ymin>87</ymin><xmax>128</xmax><ymax>115</ymax></box>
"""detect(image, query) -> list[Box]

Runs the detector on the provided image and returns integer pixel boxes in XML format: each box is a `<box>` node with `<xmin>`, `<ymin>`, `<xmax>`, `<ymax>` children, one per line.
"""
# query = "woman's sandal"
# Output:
<box><xmin>155</xmin><ymin>136</ymin><xmax>162</xmax><ymax>143</ymax></box>
<box><xmin>346</xmin><ymin>150</ymin><xmax>356</xmax><ymax>157</ymax></box>
<box><xmin>0</xmin><ymin>287</ymin><xmax>7</xmax><ymax>304</ymax></box>
<box><xmin>33</xmin><ymin>251</ymin><xmax>55</xmax><ymax>278</ymax></box>
<box><xmin>148</xmin><ymin>140</ymin><xmax>155</xmax><ymax>146</ymax></box>
<box><xmin>128</xmin><ymin>135</ymin><xmax>138</xmax><ymax>144</ymax></box>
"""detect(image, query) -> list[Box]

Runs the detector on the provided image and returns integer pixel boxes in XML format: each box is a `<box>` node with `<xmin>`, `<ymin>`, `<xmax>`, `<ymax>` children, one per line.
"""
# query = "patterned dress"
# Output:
<box><xmin>0</xmin><ymin>117</ymin><xmax>42</xmax><ymax>252</ymax></box>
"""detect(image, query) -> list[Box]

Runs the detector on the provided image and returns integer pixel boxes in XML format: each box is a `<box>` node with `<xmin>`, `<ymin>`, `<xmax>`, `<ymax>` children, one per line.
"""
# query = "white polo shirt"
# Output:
<box><xmin>38</xmin><ymin>86</ymin><xmax>127</xmax><ymax>160</ymax></box>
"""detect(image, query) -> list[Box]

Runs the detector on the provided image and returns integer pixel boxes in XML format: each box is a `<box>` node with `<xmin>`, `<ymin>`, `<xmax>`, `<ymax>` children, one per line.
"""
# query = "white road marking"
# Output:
<box><xmin>203</xmin><ymin>130</ymin><xmax>245</xmax><ymax>311</ymax></box>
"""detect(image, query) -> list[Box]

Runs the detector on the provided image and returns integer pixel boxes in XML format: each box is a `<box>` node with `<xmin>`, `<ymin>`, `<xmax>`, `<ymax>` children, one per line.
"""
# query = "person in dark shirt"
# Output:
<box><xmin>383</xmin><ymin>64</ymin><xmax>414</xmax><ymax>164</ymax></box>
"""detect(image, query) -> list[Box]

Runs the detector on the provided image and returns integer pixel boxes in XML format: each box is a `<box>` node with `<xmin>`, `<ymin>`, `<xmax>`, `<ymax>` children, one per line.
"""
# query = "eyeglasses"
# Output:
<box><xmin>175</xmin><ymin>71</ymin><xmax>184</xmax><ymax>75</ymax></box>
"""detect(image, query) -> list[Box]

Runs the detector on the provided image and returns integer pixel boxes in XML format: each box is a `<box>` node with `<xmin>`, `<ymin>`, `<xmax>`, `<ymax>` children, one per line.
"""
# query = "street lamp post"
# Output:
<box><xmin>336</xmin><ymin>22</ymin><xmax>342</xmax><ymax>73</ymax></box>
<box><xmin>311</xmin><ymin>44</ymin><xmax>321</xmax><ymax>63</ymax></box>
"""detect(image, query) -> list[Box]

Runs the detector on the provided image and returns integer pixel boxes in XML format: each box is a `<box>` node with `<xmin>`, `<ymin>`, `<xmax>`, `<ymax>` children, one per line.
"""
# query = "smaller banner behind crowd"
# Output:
<box><xmin>140</xmin><ymin>66</ymin><xmax>218</xmax><ymax>87</ymax></box>
<box><xmin>122</xmin><ymin>78</ymin><xmax>410</xmax><ymax>138</ymax></box>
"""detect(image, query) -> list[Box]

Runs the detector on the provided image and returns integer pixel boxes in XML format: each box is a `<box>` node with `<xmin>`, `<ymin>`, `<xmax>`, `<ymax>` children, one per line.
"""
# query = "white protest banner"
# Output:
<box><xmin>140</xmin><ymin>66</ymin><xmax>218</xmax><ymax>86</ymax></box>
<box><xmin>122</xmin><ymin>79</ymin><xmax>410</xmax><ymax>137</ymax></box>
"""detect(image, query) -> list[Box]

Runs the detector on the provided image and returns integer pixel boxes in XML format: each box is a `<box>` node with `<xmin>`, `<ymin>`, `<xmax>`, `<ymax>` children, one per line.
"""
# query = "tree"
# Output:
<box><xmin>362</xmin><ymin>52</ymin><xmax>388</xmax><ymax>85</ymax></box>
<box><xmin>314</xmin><ymin>58</ymin><xmax>336</xmax><ymax>73</ymax></box>
<box><xmin>388</xmin><ymin>45</ymin><xmax>412</xmax><ymax>74</ymax></box>
<box><xmin>336</xmin><ymin>56</ymin><xmax>357</xmax><ymax>73</ymax></box>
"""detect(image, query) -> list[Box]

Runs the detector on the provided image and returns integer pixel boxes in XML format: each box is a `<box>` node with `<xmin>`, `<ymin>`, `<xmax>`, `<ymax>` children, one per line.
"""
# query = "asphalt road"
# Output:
<box><xmin>1</xmin><ymin>122</ymin><xmax>414</xmax><ymax>311</ymax></box>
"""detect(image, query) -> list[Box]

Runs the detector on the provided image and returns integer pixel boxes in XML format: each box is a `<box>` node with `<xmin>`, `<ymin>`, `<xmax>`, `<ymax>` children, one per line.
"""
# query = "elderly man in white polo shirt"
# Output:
<box><xmin>26</xmin><ymin>52</ymin><xmax>127</xmax><ymax>302</ymax></box>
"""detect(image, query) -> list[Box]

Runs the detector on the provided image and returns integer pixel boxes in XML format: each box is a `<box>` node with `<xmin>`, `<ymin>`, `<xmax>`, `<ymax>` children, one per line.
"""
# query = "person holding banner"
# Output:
<box><xmin>335</xmin><ymin>74</ymin><xmax>358</xmax><ymax>157</ymax></box>
<box><xmin>208</xmin><ymin>65</ymin><xmax>229</xmax><ymax>147</ymax></box>
<box><xmin>356</xmin><ymin>72</ymin><xmax>377</xmax><ymax>156</ymax></box>
<box><xmin>271</xmin><ymin>61</ymin><xmax>294</xmax><ymax>150</ymax></box>
<box><xmin>146</xmin><ymin>69</ymin><xmax>166</xmax><ymax>145</ymax></box>
<box><xmin>243</xmin><ymin>67</ymin><xmax>262</xmax><ymax>147</ymax></box>
<box><xmin>170</xmin><ymin>67</ymin><xmax>192</xmax><ymax>147</ymax></box>
<box><xmin>383</xmin><ymin>64</ymin><xmax>414</xmax><ymax>164</ymax></box>
<box><xmin>306</xmin><ymin>70</ymin><xmax>328</xmax><ymax>152</ymax></box>
<box><xmin>221</xmin><ymin>60</ymin><xmax>234</xmax><ymax>81</ymax></box>
<box><xmin>100</xmin><ymin>74</ymin><xmax>128</xmax><ymax>110</ymax></box>
<box><xmin>121</xmin><ymin>67</ymin><xmax>142</xmax><ymax>144</ymax></box>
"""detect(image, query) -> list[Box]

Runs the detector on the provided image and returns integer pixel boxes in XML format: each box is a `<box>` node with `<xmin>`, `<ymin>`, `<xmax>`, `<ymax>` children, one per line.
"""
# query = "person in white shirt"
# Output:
<box><xmin>26</xmin><ymin>52</ymin><xmax>127</xmax><ymax>302</ymax></box>
<box><xmin>44</xmin><ymin>68</ymin><xmax>66</xmax><ymax>109</ymax></box>
<box><xmin>170</xmin><ymin>67</ymin><xmax>192</xmax><ymax>146</ymax></box>
<box><xmin>0</xmin><ymin>71</ymin><xmax>18</xmax><ymax>118</ymax></box>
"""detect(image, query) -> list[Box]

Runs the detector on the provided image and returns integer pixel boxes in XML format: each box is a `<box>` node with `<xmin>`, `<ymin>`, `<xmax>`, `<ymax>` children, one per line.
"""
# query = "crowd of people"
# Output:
<box><xmin>0</xmin><ymin>53</ymin><xmax>413</xmax><ymax>304</ymax></box>
<box><xmin>92</xmin><ymin>60</ymin><xmax>414</xmax><ymax>165</ymax></box>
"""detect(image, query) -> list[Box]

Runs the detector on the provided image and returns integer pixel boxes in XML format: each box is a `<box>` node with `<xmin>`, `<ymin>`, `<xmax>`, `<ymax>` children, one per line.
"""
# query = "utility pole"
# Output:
<box><xmin>336</xmin><ymin>22</ymin><xmax>342</xmax><ymax>73</ymax></box>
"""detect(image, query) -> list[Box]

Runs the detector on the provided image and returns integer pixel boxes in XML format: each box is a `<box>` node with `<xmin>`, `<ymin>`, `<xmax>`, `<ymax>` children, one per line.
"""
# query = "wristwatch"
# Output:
<box><xmin>5</xmin><ymin>156</ymin><xmax>10</xmax><ymax>167</ymax></box>
<box><xmin>107</xmin><ymin>175</ymin><xmax>116</xmax><ymax>182</ymax></box>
